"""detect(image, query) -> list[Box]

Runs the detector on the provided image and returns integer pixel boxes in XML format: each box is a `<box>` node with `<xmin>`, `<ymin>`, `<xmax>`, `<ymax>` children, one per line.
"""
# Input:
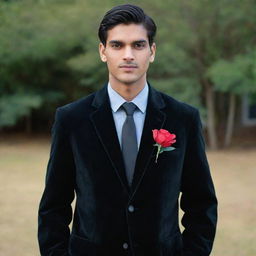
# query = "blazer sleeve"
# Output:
<box><xmin>38</xmin><ymin>108</ymin><xmax>75</xmax><ymax>256</ymax></box>
<box><xmin>180</xmin><ymin>109</ymin><xmax>218</xmax><ymax>256</ymax></box>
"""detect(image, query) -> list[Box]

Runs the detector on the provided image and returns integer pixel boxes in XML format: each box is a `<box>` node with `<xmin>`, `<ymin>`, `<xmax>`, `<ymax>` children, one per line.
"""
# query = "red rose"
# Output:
<box><xmin>152</xmin><ymin>129</ymin><xmax>176</xmax><ymax>163</ymax></box>
<box><xmin>152</xmin><ymin>129</ymin><xmax>176</xmax><ymax>147</ymax></box>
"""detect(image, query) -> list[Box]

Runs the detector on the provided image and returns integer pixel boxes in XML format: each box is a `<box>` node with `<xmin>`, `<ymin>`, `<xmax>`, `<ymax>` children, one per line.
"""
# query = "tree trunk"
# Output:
<box><xmin>205</xmin><ymin>81</ymin><xmax>218</xmax><ymax>150</ymax></box>
<box><xmin>224</xmin><ymin>93</ymin><xmax>236</xmax><ymax>147</ymax></box>
<box><xmin>25</xmin><ymin>114</ymin><xmax>32</xmax><ymax>134</ymax></box>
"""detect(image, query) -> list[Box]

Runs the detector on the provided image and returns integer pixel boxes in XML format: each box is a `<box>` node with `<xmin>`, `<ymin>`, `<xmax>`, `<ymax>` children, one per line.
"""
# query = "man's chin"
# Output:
<box><xmin>117</xmin><ymin>76</ymin><xmax>143</xmax><ymax>86</ymax></box>
<box><xmin>110</xmin><ymin>73</ymin><xmax>146</xmax><ymax>86</ymax></box>
<box><xmin>122</xmin><ymin>80</ymin><xmax>137</xmax><ymax>86</ymax></box>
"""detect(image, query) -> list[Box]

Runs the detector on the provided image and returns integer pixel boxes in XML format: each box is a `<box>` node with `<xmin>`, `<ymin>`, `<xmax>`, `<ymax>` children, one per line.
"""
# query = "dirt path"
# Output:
<box><xmin>0</xmin><ymin>138</ymin><xmax>255</xmax><ymax>256</ymax></box>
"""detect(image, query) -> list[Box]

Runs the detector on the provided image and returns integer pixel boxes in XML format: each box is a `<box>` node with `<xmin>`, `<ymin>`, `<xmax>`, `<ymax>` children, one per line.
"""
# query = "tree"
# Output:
<box><xmin>208</xmin><ymin>50</ymin><xmax>256</xmax><ymax>147</ymax></box>
<box><xmin>146</xmin><ymin>0</ymin><xmax>256</xmax><ymax>148</ymax></box>
<box><xmin>1</xmin><ymin>0</ymin><xmax>256</xmax><ymax>148</ymax></box>
<box><xmin>0</xmin><ymin>0</ymin><xmax>99</xmax><ymax>131</ymax></box>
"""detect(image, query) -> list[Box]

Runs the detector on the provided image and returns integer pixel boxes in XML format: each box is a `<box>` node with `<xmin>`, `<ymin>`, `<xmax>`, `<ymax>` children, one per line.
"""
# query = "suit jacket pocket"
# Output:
<box><xmin>69</xmin><ymin>234</ymin><xmax>98</xmax><ymax>256</ymax></box>
<box><xmin>161</xmin><ymin>231</ymin><xmax>183</xmax><ymax>256</ymax></box>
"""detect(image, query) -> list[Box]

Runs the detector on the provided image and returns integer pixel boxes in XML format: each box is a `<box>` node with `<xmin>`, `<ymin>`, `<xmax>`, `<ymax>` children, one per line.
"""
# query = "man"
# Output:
<box><xmin>38</xmin><ymin>4</ymin><xmax>217</xmax><ymax>256</ymax></box>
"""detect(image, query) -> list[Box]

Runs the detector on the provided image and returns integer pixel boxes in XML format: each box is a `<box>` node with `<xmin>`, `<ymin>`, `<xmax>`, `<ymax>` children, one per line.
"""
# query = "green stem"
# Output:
<box><xmin>155</xmin><ymin>145</ymin><xmax>162</xmax><ymax>163</ymax></box>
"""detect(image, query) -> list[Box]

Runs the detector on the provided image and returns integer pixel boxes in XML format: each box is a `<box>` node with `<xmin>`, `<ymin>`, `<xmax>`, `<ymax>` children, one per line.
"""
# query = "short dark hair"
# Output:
<box><xmin>98</xmin><ymin>4</ymin><xmax>157</xmax><ymax>46</ymax></box>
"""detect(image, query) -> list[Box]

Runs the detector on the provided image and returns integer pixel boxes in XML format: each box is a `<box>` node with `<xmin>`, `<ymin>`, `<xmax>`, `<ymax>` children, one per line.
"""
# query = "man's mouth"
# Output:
<box><xmin>119</xmin><ymin>64</ymin><xmax>138</xmax><ymax>69</ymax></box>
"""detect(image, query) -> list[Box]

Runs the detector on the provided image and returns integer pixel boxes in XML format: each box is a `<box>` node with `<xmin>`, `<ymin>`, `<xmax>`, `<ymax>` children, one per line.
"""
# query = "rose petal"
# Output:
<box><xmin>162</xmin><ymin>137</ymin><xmax>176</xmax><ymax>147</ymax></box>
<box><xmin>170</xmin><ymin>134</ymin><xmax>176</xmax><ymax>139</ymax></box>
<box><xmin>159</xmin><ymin>129</ymin><xmax>170</xmax><ymax>135</ymax></box>
<box><xmin>152</xmin><ymin>129</ymin><xmax>176</xmax><ymax>148</ymax></box>
<box><xmin>156</xmin><ymin>134</ymin><xmax>166</xmax><ymax>144</ymax></box>
<box><xmin>152</xmin><ymin>129</ymin><xmax>158</xmax><ymax>141</ymax></box>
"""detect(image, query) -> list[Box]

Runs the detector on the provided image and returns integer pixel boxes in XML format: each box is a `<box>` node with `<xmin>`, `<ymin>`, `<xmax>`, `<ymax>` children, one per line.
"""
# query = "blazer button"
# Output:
<box><xmin>123</xmin><ymin>242</ymin><xmax>129</xmax><ymax>249</ymax></box>
<box><xmin>128</xmin><ymin>205</ymin><xmax>135</xmax><ymax>212</ymax></box>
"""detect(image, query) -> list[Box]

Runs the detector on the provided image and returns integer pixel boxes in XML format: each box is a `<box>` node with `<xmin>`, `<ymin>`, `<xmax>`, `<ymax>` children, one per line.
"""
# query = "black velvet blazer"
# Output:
<box><xmin>38</xmin><ymin>83</ymin><xmax>217</xmax><ymax>256</ymax></box>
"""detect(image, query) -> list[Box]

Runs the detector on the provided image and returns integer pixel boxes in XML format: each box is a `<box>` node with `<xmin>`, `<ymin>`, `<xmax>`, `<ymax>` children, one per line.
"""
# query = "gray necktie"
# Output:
<box><xmin>121</xmin><ymin>102</ymin><xmax>138</xmax><ymax>186</ymax></box>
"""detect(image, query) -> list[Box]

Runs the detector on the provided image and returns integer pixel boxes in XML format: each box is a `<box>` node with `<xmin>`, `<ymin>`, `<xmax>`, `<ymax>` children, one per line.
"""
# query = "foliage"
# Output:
<box><xmin>207</xmin><ymin>50</ymin><xmax>256</xmax><ymax>94</ymax></box>
<box><xmin>0</xmin><ymin>0</ymin><xmax>101</xmax><ymax>129</ymax></box>
<box><xmin>0</xmin><ymin>93</ymin><xmax>42</xmax><ymax>127</ymax></box>
<box><xmin>0</xmin><ymin>0</ymin><xmax>255</xmax><ymax>131</ymax></box>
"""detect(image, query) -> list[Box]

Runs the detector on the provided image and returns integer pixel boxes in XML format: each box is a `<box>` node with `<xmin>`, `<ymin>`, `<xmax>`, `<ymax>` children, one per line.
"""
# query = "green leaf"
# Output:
<box><xmin>161</xmin><ymin>147</ymin><xmax>175</xmax><ymax>153</ymax></box>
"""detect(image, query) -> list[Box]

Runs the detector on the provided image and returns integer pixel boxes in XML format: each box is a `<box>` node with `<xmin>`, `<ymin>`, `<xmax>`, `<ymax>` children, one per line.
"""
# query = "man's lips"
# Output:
<box><xmin>119</xmin><ymin>65</ymin><xmax>138</xmax><ymax>69</ymax></box>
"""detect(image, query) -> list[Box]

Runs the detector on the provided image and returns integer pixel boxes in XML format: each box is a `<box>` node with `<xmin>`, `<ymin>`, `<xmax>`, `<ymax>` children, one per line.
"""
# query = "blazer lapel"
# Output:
<box><xmin>90</xmin><ymin>84</ymin><xmax>131</xmax><ymax>195</ymax></box>
<box><xmin>130</xmin><ymin>85</ymin><xmax>166</xmax><ymax>196</ymax></box>
<box><xmin>90</xmin><ymin>83</ymin><xmax>167</xmax><ymax>197</ymax></box>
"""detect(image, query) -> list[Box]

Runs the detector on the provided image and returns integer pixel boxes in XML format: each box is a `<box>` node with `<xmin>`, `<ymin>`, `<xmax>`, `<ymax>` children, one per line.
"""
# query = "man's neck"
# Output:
<box><xmin>109</xmin><ymin>79</ymin><xmax>146</xmax><ymax>101</ymax></box>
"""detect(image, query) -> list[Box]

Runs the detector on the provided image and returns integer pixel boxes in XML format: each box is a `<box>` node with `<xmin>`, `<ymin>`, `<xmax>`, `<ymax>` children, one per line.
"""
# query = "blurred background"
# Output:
<box><xmin>0</xmin><ymin>0</ymin><xmax>255</xmax><ymax>255</ymax></box>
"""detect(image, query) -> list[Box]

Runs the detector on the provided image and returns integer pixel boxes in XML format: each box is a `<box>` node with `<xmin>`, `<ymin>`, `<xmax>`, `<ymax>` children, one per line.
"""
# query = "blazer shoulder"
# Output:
<box><xmin>158</xmin><ymin>91</ymin><xmax>199</xmax><ymax>118</ymax></box>
<box><xmin>54</xmin><ymin>92</ymin><xmax>96</xmax><ymax>127</ymax></box>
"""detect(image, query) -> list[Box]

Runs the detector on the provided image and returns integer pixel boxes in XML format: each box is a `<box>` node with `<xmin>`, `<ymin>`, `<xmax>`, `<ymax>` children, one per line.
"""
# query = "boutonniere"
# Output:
<box><xmin>152</xmin><ymin>129</ymin><xmax>176</xmax><ymax>163</ymax></box>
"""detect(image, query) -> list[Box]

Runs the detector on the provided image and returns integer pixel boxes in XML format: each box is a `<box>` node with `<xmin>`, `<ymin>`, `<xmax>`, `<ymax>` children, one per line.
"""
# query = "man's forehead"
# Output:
<box><xmin>106</xmin><ymin>23</ymin><xmax>148</xmax><ymax>42</ymax></box>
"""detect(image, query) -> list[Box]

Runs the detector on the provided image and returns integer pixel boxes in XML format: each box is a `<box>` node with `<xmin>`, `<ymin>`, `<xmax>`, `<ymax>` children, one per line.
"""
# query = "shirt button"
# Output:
<box><xmin>123</xmin><ymin>242</ymin><xmax>129</xmax><ymax>249</ymax></box>
<box><xmin>128</xmin><ymin>205</ymin><xmax>135</xmax><ymax>212</ymax></box>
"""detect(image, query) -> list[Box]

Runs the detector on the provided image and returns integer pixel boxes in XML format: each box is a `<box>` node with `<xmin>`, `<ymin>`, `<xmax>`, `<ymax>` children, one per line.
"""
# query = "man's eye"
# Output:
<box><xmin>134</xmin><ymin>43</ymin><xmax>145</xmax><ymax>49</ymax></box>
<box><xmin>111</xmin><ymin>44</ymin><xmax>121</xmax><ymax>49</ymax></box>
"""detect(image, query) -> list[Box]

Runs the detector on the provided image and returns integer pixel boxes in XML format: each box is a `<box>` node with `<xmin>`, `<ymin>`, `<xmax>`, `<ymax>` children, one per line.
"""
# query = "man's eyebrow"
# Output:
<box><xmin>133</xmin><ymin>40</ymin><xmax>147</xmax><ymax>44</ymax></box>
<box><xmin>108</xmin><ymin>40</ymin><xmax>147</xmax><ymax>44</ymax></box>
<box><xmin>108</xmin><ymin>40</ymin><xmax>123</xmax><ymax>44</ymax></box>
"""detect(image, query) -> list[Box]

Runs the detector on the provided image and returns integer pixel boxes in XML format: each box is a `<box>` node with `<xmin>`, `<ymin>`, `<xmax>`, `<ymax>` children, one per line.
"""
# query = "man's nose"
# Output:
<box><xmin>123</xmin><ymin>47</ymin><xmax>134</xmax><ymax>61</ymax></box>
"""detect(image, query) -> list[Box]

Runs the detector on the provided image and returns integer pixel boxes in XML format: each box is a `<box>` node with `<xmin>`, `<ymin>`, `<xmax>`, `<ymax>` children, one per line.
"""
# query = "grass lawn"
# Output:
<box><xmin>0</xmin><ymin>135</ymin><xmax>255</xmax><ymax>256</ymax></box>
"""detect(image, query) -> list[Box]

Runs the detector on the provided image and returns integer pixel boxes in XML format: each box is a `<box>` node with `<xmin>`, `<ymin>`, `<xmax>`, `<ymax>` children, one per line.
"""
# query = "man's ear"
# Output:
<box><xmin>149</xmin><ymin>42</ymin><xmax>156</xmax><ymax>63</ymax></box>
<box><xmin>99</xmin><ymin>43</ymin><xmax>107</xmax><ymax>62</ymax></box>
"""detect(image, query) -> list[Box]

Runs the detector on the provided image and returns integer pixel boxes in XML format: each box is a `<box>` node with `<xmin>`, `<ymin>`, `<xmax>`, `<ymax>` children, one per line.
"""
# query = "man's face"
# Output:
<box><xmin>99</xmin><ymin>23</ymin><xmax>156</xmax><ymax>86</ymax></box>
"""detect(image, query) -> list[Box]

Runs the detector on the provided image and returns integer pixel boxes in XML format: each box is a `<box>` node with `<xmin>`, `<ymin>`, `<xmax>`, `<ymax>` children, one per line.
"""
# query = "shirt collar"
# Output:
<box><xmin>107</xmin><ymin>82</ymin><xmax>148</xmax><ymax>113</ymax></box>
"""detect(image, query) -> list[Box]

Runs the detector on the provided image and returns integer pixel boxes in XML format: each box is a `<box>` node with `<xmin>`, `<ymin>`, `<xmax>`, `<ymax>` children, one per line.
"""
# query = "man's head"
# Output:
<box><xmin>98</xmin><ymin>4</ymin><xmax>157</xmax><ymax>47</ymax></box>
<box><xmin>98</xmin><ymin>4</ymin><xmax>157</xmax><ymax>87</ymax></box>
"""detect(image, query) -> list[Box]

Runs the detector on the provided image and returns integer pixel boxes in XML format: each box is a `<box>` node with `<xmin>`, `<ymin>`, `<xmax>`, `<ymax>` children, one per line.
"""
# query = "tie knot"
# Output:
<box><xmin>122</xmin><ymin>102</ymin><xmax>137</xmax><ymax>116</ymax></box>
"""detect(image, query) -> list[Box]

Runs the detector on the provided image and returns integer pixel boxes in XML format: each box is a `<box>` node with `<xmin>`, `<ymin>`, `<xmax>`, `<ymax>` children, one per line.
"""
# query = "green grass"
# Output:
<box><xmin>0</xmin><ymin>136</ymin><xmax>255</xmax><ymax>256</ymax></box>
